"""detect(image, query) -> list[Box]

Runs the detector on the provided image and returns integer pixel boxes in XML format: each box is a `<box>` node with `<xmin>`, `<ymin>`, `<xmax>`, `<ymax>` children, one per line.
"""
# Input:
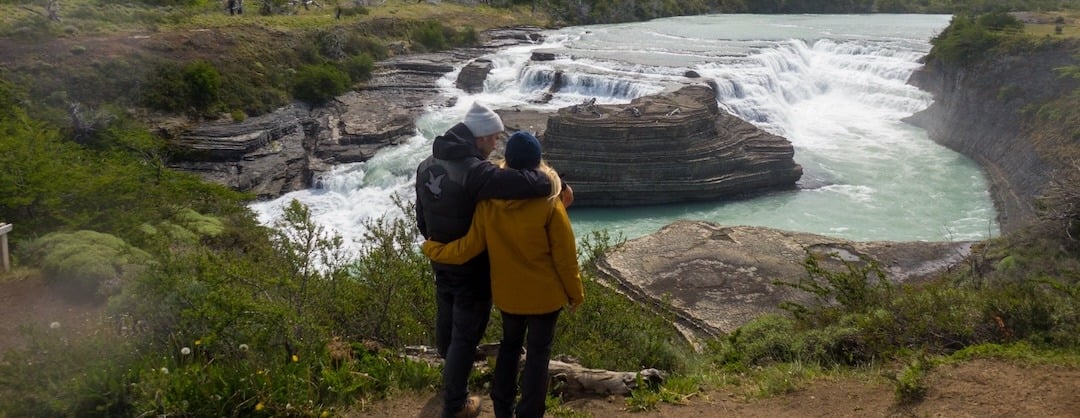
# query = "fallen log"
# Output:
<box><xmin>400</xmin><ymin>344</ymin><xmax>666</xmax><ymax>397</ymax></box>
<box><xmin>549</xmin><ymin>360</ymin><xmax>665</xmax><ymax>397</ymax></box>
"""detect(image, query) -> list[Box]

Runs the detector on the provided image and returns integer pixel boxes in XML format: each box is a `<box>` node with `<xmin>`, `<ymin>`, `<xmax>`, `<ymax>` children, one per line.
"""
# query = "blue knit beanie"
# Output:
<box><xmin>505</xmin><ymin>131</ymin><xmax>542</xmax><ymax>169</ymax></box>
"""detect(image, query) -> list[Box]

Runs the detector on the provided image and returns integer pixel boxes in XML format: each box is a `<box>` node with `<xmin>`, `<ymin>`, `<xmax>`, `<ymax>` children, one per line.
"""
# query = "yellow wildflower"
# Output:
<box><xmin>291</xmin><ymin>354</ymin><xmax>299</xmax><ymax>362</ymax></box>
<box><xmin>255</xmin><ymin>402</ymin><xmax>264</xmax><ymax>411</ymax></box>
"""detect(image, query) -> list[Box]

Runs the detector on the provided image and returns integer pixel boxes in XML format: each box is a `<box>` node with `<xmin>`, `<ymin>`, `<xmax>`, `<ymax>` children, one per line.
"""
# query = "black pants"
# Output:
<box><xmin>492</xmin><ymin>309</ymin><xmax>561</xmax><ymax>418</ymax></box>
<box><xmin>435</xmin><ymin>278</ymin><xmax>492</xmax><ymax>418</ymax></box>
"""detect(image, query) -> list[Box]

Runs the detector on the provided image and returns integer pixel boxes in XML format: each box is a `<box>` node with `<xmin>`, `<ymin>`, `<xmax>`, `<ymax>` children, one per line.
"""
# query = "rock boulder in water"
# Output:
<box><xmin>542</xmin><ymin>84</ymin><xmax>803</xmax><ymax>206</ymax></box>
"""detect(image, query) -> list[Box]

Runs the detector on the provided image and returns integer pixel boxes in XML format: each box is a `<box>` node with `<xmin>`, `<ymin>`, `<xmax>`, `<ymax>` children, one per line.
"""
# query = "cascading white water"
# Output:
<box><xmin>251</xmin><ymin>14</ymin><xmax>997</xmax><ymax>253</ymax></box>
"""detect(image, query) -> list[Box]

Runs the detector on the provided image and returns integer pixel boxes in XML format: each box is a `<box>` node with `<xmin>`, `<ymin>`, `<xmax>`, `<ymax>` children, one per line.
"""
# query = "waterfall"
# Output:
<box><xmin>252</xmin><ymin>14</ymin><xmax>995</xmax><ymax>253</ymax></box>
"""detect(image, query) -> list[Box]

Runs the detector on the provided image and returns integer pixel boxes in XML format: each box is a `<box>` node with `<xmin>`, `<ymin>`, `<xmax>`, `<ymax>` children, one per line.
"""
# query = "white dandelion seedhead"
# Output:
<box><xmin>160</xmin><ymin>367</ymin><xmax>169</xmax><ymax>374</ymax></box>
<box><xmin>239</xmin><ymin>343</ymin><xmax>249</xmax><ymax>352</ymax></box>
<box><xmin>181</xmin><ymin>347</ymin><xmax>192</xmax><ymax>356</ymax></box>
<box><xmin>49</xmin><ymin>322</ymin><xmax>61</xmax><ymax>329</ymax></box>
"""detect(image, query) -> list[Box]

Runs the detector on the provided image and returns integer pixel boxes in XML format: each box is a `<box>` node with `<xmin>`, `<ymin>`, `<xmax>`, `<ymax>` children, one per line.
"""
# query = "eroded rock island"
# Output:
<box><xmin>538</xmin><ymin>84</ymin><xmax>803</xmax><ymax>207</ymax></box>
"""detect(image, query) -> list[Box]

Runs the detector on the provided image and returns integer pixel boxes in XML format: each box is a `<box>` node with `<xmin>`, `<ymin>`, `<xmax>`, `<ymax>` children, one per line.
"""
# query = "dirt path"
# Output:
<box><xmin>0</xmin><ymin>274</ymin><xmax>104</xmax><ymax>354</ymax></box>
<box><xmin>359</xmin><ymin>359</ymin><xmax>1080</xmax><ymax>418</ymax></box>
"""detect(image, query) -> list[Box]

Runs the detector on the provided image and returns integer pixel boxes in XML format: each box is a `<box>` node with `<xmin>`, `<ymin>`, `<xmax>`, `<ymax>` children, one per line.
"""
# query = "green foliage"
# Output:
<box><xmin>721</xmin><ymin>314</ymin><xmax>799</xmax><ymax>366</ymax></box>
<box><xmin>341</xmin><ymin>196</ymin><xmax>436</xmax><ymax>347</ymax></box>
<box><xmin>625</xmin><ymin>373</ymin><xmax>696</xmax><ymax>411</ymax></box>
<box><xmin>775</xmin><ymin>252</ymin><xmax>893</xmax><ymax>325</ymax></box>
<box><xmin>927</xmin><ymin>12</ymin><xmax>1032</xmax><ymax>67</ymax></box>
<box><xmin>182</xmin><ymin>60</ymin><xmax>222</xmax><ymax>112</ymax></box>
<box><xmin>749</xmin><ymin>361</ymin><xmax>816</xmax><ymax>398</ymax></box>
<box><xmin>142</xmin><ymin>59</ymin><xmax>220</xmax><ymax>113</ymax></box>
<box><xmin>947</xmin><ymin>341</ymin><xmax>1080</xmax><ymax>366</ymax></box>
<box><xmin>21</xmin><ymin>230</ymin><xmax>154</xmax><ymax>299</ymax></box>
<box><xmin>555</xmin><ymin>278</ymin><xmax>683</xmax><ymax>372</ymax></box>
<box><xmin>928</xmin><ymin>15</ymin><xmax>1001</xmax><ymax>66</ymax></box>
<box><xmin>0</xmin><ymin>103</ymin><xmax>246</xmax><ymax>238</ymax></box>
<box><xmin>142</xmin><ymin>60</ymin><xmax>223</xmax><ymax>114</ymax></box>
<box><xmin>344</xmin><ymin>53</ymin><xmax>376</xmax><ymax>82</ymax></box>
<box><xmin>0</xmin><ymin>89</ymin><xmax>85</xmax><ymax>232</ymax></box>
<box><xmin>410</xmin><ymin>20</ymin><xmax>448</xmax><ymax>51</ymax></box>
<box><xmin>408</xmin><ymin>20</ymin><xmax>477</xmax><ymax>52</ymax></box>
<box><xmin>555</xmin><ymin>232</ymin><xmax>690</xmax><ymax>373</ymax></box>
<box><xmin>546</xmin><ymin>395</ymin><xmax>593</xmax><ymax>418</ymax></box>
<box><xmin>97</xmin><ymin>197</ymin><xmax>437</xmax><ymax>414</ymax></box>
<box><xmin>291</xmin><ymin>63</ymin><xmax>351</xmax><ymax>104</ymax></box>
<box><xmin>576</xmin><ymin>229</ymin><xmax>625</xmax><ymax>273</ymax></box>
<box><xmin>890</xmin><ymin>354</ymin><xmax>931</xmax><ymax>403</ymax></box>
<box><xmin>976</xmin><ymin>11</ymin><xmax>1024</xmax><ymax>32</ymax></box>
<box><xmin>0</xmin><ymin>326</ymin><xmax>139</xmax><ymax>417</ymax></box>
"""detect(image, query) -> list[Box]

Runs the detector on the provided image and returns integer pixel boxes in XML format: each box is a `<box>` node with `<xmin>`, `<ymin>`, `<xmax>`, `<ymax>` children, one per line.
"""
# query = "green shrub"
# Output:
<box><xmin>555</xmin><ymin>232</ymin><xmax>690</xmax><ymax>373</ymax></box>
<box><xmin>928</xmin><ymin>15</ymin><xmax>1000</xmax><ymax>66</ymax></box>
<box><xmin>344</xmin><ymin>33</ymin><xmax>390</xmax><ymax>60</ymax></box>
<box><xmin>411</xmin><ymin>20</ymin><xmax>448</xmax><ymax>52</ymax></box>
<box><xmin>182</xmin><ymin>60</ymin><xmax>222</xmax><ymax>112</ymax></box>
<box><xmin>976</xmin><ymin>11</ymin><xmax>1024</xmax><ymax>32</ymax></box>
<box><xmin>453</xmin><ymin>25</ymin><xmax>479</xmax><ymax>47</ymax></box>
<box><xmin>142</xmin><ymin>60</ymin><xmax>223</xmax><ymax>114</ymax></box>
<box><xmin>291</xmin><ymin>63</ymin><xmax>350</xmax><ymax>104</ymax></box>
<box><xmin>20</xmin><ymin>230</ymin><xmax>154</xmax><ymax>299</ymax></box>
<box><xmin>891</xmin><ymin>355</ymin><xmax>931</xmax><ymax>403</ymax></box>
<box><xmin>721</xmin><ymin>314</ymin><xmax>800</xmax><ymax>367</ymax></box>
<box><xmin>344</xmin><ymin>53</ymin><xmax>376</xmax><ymax>82</ymax></box>
<box><xmin>776</xmin><ymin>252</ymin><xmax>893</xmax><ymax>325</ymax></box>
<box><xmin>341</xmin><ymin>202</ymin><xmax>436</xmax><ymax>347</ymax></box>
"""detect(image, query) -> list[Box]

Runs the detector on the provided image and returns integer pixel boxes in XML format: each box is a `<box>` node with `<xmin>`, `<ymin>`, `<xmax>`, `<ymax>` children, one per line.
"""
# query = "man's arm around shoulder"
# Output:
<box><xmin>470</xmin><ymin>160</ymin><xmax>553</xmax><ymax>200</ymax></box>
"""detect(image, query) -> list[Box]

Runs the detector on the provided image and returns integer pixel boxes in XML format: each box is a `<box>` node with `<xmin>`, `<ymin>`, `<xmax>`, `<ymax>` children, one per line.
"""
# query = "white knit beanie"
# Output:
<box><xmin>462</xmin><ymin>102</ymin><xmax>504</xmax><ymax>137</ymax></box>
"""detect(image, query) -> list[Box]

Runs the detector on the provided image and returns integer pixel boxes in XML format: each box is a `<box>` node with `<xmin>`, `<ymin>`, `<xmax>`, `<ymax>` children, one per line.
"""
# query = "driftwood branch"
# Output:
<box><xmin>549</xmin><ymin>360</ymin><xmax>665</xmax><ymax>397</ymax></box>
<box><xmin>401</xmin><ymin>344</ymin><xmax>666</xmax><ymax>397</ymax></box>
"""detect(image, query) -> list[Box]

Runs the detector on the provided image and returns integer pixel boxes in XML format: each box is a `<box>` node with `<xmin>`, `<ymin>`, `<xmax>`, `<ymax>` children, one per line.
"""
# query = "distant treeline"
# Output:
<box><xmin>497</xmin><ymin>0</ymin><xmax>1080</xmax><ymax>24</ymax></box>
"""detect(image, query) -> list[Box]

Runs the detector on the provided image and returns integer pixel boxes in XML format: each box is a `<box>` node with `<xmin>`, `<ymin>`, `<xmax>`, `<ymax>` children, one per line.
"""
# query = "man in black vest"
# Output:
<box><xmin>415</xmin><ymin>102</ymin><xmax>570</xmax><ymax>418</ymax></box>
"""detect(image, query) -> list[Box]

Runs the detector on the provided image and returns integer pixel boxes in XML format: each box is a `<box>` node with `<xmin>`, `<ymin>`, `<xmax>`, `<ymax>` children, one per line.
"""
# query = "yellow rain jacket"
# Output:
<box><xmin>422</xmin><ymin>197</ymin><xmax>584</xmax><ymax>315</ymax></box>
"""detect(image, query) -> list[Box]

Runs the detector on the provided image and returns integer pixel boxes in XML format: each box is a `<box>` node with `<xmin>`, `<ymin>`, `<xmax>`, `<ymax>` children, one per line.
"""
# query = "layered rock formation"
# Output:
<box><xmin>597</xmin><ymin>220</ymin><xmax>972</xmax><ymax>337</ymax></box>
<box><xmin>542</xmin><ymin>84</ymin><xmax>803</xmax><ymax>206</ymax></box>
<box><xmin>167</xmin><ymin>27</ymin><xmax>545</xmax><ymax>199</ymax></box>
<box><xmin>905</xmin><ymin>41</ymin><xmax>1080</xmax><ymax>233</ymax></box>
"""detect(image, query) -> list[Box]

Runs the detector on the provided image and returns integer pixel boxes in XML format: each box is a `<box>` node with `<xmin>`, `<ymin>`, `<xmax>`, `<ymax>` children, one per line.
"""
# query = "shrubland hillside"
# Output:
<box><xmin>0</xmin><ymin>2</ymin><xmax>1078</xmax><ymax>417</ymax></box>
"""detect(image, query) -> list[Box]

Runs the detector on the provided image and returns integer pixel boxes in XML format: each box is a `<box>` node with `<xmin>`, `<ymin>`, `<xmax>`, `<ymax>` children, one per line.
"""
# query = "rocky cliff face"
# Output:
<box><xmin>166</xmin><ymin>28</ymin><xmax>544</xmax><ymax>199</ymax></box>
<box><xmin>905</xmin><ymin>41</ymin><xmax>1080</xmax><ymax>233</ymax></box>
<box><xmin>542</xmin><ymin>84</ymin><xmax>803</xmax><ymax>206</ymax></box>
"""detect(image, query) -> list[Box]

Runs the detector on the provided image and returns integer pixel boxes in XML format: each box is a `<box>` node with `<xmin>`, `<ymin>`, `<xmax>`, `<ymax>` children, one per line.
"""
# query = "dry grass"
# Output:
<box><xmin>0</xmin><ymin>0</ymin><xmax>550</xmax><ymax>38</ymax></box>
<box><xmin>1023</xmin><ymin>11</ymin><xmax>1080</xmax><ymax>37</ymax></box>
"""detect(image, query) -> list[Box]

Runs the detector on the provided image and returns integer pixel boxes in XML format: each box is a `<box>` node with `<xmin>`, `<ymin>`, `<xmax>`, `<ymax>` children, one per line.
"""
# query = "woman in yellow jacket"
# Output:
<box><xmin>423</xmin><ymin>131</ymin><xmax>584</xmax><ymax>418</ymax></box>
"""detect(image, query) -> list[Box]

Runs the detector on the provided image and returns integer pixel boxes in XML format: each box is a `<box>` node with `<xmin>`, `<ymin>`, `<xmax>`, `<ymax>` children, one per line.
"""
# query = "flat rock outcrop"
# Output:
<box><xmin>541</xmin><ymin>84</ymin><xmax>803</xmax><ymax>206</ymax></box>
<box><xmin>596</xmin><ymin>220</ymin><xmax>972</xmax><ymax>336</ymax></box>
<box><xmin>169</xmin><ymin>105</ymin><xmax>311</xmax><ymax>197</ymax></box>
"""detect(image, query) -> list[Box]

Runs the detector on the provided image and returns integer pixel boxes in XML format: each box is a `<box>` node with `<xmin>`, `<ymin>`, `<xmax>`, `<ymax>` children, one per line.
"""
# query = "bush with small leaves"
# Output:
<box><xmin>291</xmin><ymin>63</ymin><xmax>350</xmax><ymax>104</ymax></box>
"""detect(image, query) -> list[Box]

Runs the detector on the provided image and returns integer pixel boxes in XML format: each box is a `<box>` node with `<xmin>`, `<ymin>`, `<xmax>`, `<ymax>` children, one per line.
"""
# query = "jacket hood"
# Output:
<box><xmin>432</xmin><ymin>123</ymin><xmax>484</xmax><ymax>160</ymax></box>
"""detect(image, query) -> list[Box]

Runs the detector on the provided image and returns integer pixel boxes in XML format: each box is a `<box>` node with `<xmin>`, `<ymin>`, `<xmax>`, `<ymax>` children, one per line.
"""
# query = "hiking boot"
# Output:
<box><xmin>452</xmin><ymin>396</ymin><xmax>481</xmax><ymax>418</ymax></box>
